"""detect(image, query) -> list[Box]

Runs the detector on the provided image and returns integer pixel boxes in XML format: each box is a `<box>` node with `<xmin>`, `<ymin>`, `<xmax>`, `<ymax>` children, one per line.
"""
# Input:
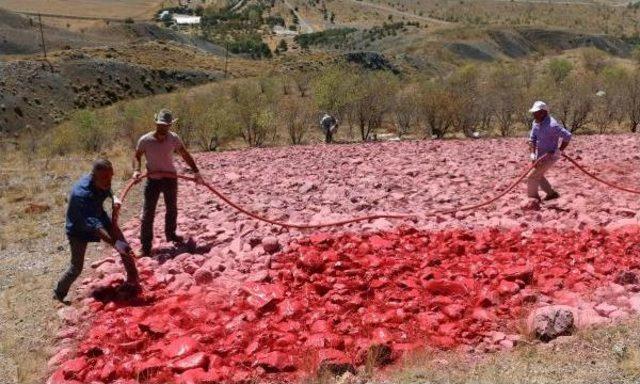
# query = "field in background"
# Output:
<box><xmin>289</xmin><ymin>0</ymin><xmax>640</xmax><ymax>35</ymax></box>
<box><xmin>0</xmin><ymin>0</ymin><xmax>174</xmax><ymax>19</ymax></box>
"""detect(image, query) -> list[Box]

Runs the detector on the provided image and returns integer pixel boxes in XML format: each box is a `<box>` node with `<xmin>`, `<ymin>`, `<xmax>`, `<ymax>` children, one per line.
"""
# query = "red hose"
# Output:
<box><xmin>562</xmin><ymin>153</ymin><xmax>640</xmax><ymax>195</ymax></box>
<box><xmin>113</xmin><ymin>156</ymin><xmax>546</xmax><ymax>229</ymax></box>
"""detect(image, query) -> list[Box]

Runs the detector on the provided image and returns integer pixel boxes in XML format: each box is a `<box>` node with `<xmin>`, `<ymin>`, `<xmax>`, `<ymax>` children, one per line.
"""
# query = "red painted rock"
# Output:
<box><xmin>165</xmin><ymin>336</ymin><xmax>199</xmax><ymax>358</ymax></box>
<box><xmin>243</xmin><ymin>282</ymin><xmax>285</xmax><ymax>311</ymax></box>
<box><xmin>594</xmin><ymin>302</ymin><xmax>618</xmax><ymax>317</ymax></box>
<box><xmin>262</xmin><ymin>237</ymin><xmax>281</xmax><ymax>254</ymax></box>
<box><xmin>49</xmin><ymin>223</ymin><xmax>640</xmax><ymax>383</ymax></box>
<box><xmin>136</xmin><ymin>357</ymin><xmax>166</xmax><ymax>378</ymax></box>
<box><xmin>254</xmin><ymin>351</ymin><xmax>296</xmax><ymax>372</ymax></box>
<box><xmin>194</xmin><ymin>268</ymin><xmax>214</xmax><ymax>285</ymax></box>
<box><xmin>316</xmin><ymin>349</ymin><xmax>355</xmax><ymax>375</ymax></box>
<box><xmin>172</xmin><ymin>352</ymin><xmax>210</xmax><ymax>373</ymax></box>
<box><xmin>424</xmin><ymin>280</ymin><xmax>467</xmax><ymax>296</ymax></box>
<box><xmin>615</xmin><ymin>271</ymin><xmax>639</xmax><ymax>285</ymax></box>
<box><xmin>442</xmin><ymin>304</ymin><xmax>465</xmax><ymax>320</ymax></box>
<box><xmin>176</xmin><ymin>368</ymin><xmax>222</xmax><ymax>384</ymax></box>
<box><xmin>503</xmin><ymin>266</ymin><xmax>534</xmax><ymax>285</ymax></box>
<box><xmin>498</xmin><ymin>280</ymin><xmax>520</xmax><ymax>295</ymax></box>
<box><xmin>297</xmin><ymin>251</ymin><xmax>325</xmax><ymax>273</ymax></box>
<box><xmin>527</xmin><ymin>305</ymin><xmax>576</xmax><ymax>342</ymax></box>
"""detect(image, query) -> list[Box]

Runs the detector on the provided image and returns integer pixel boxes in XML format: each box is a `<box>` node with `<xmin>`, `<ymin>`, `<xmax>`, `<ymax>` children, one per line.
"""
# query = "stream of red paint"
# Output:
<box><xmin>49</xmin><ymin>226</ymin><xmax>640</xmax><ymax>384</ymax></box>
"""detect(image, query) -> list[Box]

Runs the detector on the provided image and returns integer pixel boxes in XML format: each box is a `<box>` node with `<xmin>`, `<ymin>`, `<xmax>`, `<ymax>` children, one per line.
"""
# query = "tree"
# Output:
<box><xmin>447</xmin><ymin>65</ymin><xmax>482</xmax><ymax>137</ymax></box>
<box><xmin>230</xmin><ymin>80</ymin><xmax>276</xmax><ymax>147</ymax></box>
<box><xmin>279</xmin><ymin>97</ymin><xmax>314</xmax><ymax>144</ymax></box>
<box><xmin>312</xmin><ymin>65</ymin><xmax>358</xmax><ymax>122</ymax></box>
<box><xmin>552</xmin><ymin>72</ymin><xmax>596</xmax><ymax>133</ymax></box>
<box><xmin>620</xmin><ymin>68</ymin><xmax>640</xmax><ymax>132</ymax></box>
<box><xmin>392</xmin><ymin>85</ymin><xmax>419</xmax><ymax>138</ymax></box>
<box><xmin>292</xmin><ymin>71</ymin><xmax>311</xmax><ymax>97</ymax></box>
<box><xmin>418</xmin><ymin>80</ymin><xmax>453</xmax><ymax>139</ymax></box>
<box><xmin>486</xmin><ymin>64</ymin><xmax>523</xmax><ymax>137</ymax></box>
<box><xmin>350</xmin><ymin>70</ymin><xmax>398</xmax><ymax>141</ymax></box>
<box><xmin>278</xmin><ymin>39</ymin><xmax>288</xmax><ymax>52</ymax></box>
<box><xmin>192</xmin><ymin>96</ymin><xmax>240</xmax><ymax>151</ymax></box>
<box><xmin>590</xmin><ymin>65</ymin><xmax>626</xmax><ymax>133</ymax></box>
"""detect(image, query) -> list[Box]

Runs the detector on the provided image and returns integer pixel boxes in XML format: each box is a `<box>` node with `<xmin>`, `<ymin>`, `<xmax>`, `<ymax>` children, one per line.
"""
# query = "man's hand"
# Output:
<box><xmin>115</xmin><ymin>240</ymin><xmax>131</xmax><ymax>255</ymax></box>
<box><xmin>132</xmin><ymin>171</ymin><xmax>142</xmax><ymax>183</ymax></box>
<box><xmin>113</xmin><ymin>196</ymin><xmax>122</xmax><ymax>210</ymax></box>
<box><xmin>194</xmin><ymin>172</ymin><xmax>204</xmax><ymax>185</ymax></box>
<box><xmin>530</xmin><ymin>152</ymin><xmax>537</xmax><ymax>162</ymax></box>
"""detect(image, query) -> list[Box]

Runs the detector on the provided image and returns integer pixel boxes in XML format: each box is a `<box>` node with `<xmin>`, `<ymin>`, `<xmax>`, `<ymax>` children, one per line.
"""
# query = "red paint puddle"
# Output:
<box><xmin>48</xmin><ymin>226</ymin><xmax>640</xmax><ymax>383</ymax></box>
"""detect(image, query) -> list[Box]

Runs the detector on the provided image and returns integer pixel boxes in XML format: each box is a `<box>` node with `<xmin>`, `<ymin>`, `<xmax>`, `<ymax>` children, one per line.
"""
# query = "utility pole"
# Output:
<box><xmin>224</xmin><ymin>40</ymin><xmax>229</xmax><ymax>79</ymax></box>
<box><xmin>38</xmin><ymin>14</ymin><xmax>47</xmax><ymax>59</ymax></box>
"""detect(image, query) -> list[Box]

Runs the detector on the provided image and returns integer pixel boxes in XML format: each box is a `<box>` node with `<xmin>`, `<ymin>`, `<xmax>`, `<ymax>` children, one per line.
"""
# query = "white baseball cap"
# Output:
<box><xmin>529</xmin><ymin>101</ymin><xmax>548</xmax><ymax>113</ymax></box>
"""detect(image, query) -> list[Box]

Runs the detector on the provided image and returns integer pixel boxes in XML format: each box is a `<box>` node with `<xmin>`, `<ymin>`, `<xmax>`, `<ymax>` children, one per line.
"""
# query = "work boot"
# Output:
<box><xmin>121</xmin><ymin>281</ymin><xmax>142</xmax><ymax>297</ymax></box>
<box><xmin>523</xmin><ymin>199</ymin><xmax>541</xmax><ymax>211</ymax></box>
<box><xmin>167</xmin><ymin>234</ymin><xmax>184</xmax><ymax>244</ymax></box>
<box><xmin>53</xmin><ymin>289</ymin><xmax>69</xmax><ymax>305</ymax></box>
<box><xmin>544</xmin><ymin>191</ymin><xmax>560</xmax><ymax>201</ymax></box>
<box><xmin>138</xmin><ymin>246</ymin><xmax>152</xmax><ymax>258</ymax></box>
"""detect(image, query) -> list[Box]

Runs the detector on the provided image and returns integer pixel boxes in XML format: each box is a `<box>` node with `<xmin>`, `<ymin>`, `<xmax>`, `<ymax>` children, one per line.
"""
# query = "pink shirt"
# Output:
<box><xmin>136</xmin><ymin>131</ymin><xmax>184</xmax><ymax>179</ymax></box>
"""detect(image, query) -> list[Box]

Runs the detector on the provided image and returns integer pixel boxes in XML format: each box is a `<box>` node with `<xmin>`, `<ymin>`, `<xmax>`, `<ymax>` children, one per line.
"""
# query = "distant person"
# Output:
<box><xmin>526</xmin><ymin>101</ymin><xmax>572</xmax><ymax>207</ymax></box>
<box><xmin>54</xmin><ymin>159</ymin><xmax>139</xmax><ymax>303</ymax></box>
<box><xmin>320</xmin><ymin>113</ymin><xmax>338</xmax><ymax>143</ymax></box>
<box><xmin>133</xmin><ymin>109</ymin><xmax>203</xmax><ymax>257</ymax></box>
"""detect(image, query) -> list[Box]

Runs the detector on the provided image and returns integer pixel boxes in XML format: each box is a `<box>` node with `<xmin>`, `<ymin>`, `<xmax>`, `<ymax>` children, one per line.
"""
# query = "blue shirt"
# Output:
<box><xmin>65</xmin><ymin>174</ymin><xmax>113</xmax><ymax>242</ymax></box>
<box><xmin>529</xmin><ymin>116</ymin><xmax>572</xmax><ymax>158</ymax></box>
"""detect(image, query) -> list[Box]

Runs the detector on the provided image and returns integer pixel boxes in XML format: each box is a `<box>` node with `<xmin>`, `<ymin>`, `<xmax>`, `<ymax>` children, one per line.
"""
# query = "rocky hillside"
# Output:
<box><xmin>0</xmin><ymin>58</ymin><xmax>221</xmax><ymax>134</ymax></box>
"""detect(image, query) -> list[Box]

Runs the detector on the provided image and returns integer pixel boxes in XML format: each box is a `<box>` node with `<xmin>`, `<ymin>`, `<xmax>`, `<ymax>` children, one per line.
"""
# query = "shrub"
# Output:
<box><xmin>228</xmin><ymin>35</ymin><xmax>272</xmax><ymax>59</ymax></box>
<box><xmin>279</xmin><ymin>97</ymin><xmax>314</xmax><ymax>144</ymax></box>
<box><xmin>294</xmin><ymin>28</ymin><xmax>356</xmax><ymax>49</ymax></box>
<box><xmin>548</xmin><ymin>58</ymin><xmax>573</xmax><ymax>83</ymax></box>
<box><xmin>48</xmin><ymin>110</ymin><xmax>109</xmax><ymax>155</ymax></box>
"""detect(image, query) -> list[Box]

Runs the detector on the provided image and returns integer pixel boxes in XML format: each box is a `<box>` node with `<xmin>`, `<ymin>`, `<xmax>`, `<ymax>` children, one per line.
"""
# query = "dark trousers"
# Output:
<box><xmin>55</xmin><ymin>235</ymin><xmax>138</xmax><ymax>299</ymax></box>
<box><xmin>325</xmin><ymin>130</ymin><xmax>333</xmax><ymax>143</ymax></box>
<box><xmin>141</xmin><ymin>178</ymin><xmax>178</xmax><ymax>253</ymax></box>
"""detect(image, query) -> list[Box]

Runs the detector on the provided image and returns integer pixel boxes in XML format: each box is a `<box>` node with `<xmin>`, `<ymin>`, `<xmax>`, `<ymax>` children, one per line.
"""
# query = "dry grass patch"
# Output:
<box><xmin>383</xmin><ymin>319</ymin><xmax>640</xmax><ymax>384</ymax></box>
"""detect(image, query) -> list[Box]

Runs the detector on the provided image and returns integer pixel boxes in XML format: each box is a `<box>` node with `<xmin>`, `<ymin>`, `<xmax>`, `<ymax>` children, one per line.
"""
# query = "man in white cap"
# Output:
<box><xmin>526</xmin><ymin>101</ymin><xmax>572</xmax><ymax>207</ymax></box>
<box><xmin>133</xmin><ymin>109</ymin><xmax>203</xmax><ymax>257</ymax></box>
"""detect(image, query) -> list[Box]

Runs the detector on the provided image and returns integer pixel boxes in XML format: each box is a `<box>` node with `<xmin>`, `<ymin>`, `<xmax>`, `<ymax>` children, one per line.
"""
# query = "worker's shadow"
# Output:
<box><xmin>150</xmin><ymin>237</ymin><xmax>214</xmax><ymax>265</ymax></box>
<box><xmin>545</xmin><ymin>204</ymin><xmax>571</xmax><ymax>213</ymax></box>
<box><xmin>91</xmin><ymin>283</ymin><xmax>155</xmax><ymax>307</ymax></box>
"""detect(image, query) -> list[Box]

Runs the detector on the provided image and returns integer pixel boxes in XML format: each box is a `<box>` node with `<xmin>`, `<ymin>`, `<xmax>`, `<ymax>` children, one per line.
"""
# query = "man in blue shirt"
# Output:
<box><xmin>54</xmin><ymin>159</ymin><xmax>139</xmax><ymax>302</ymax></box>
<box><xmin>527</xmin><ymin>101</ymin><xmax>572</xmax><ymax>205</ymax></box>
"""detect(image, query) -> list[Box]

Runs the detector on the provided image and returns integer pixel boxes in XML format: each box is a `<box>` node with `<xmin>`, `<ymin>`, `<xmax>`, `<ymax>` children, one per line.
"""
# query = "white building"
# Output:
<box><xmin>157</xmin><ymin>10</ymin><xmax>170</xmax><ymax>21</ymax></box>
<box><xmin>172</xmin><ymin>14</ymin><xmax>201</xmax><ymax>25</ymax></box>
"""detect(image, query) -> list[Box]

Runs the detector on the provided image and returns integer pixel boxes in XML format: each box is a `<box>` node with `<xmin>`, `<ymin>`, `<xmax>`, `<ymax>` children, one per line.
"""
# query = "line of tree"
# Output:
<box><xmin>44</xmin><ymin>52</ymin><xmax>640</xmax><ymax>155</ymax></box>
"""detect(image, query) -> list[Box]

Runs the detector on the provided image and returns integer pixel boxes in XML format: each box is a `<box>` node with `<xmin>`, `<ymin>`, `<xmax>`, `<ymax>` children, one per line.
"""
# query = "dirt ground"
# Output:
<box><xmin>0</xmin><ymin>148</ymin><xmax>140</xmax><ymax>384</ymax></box>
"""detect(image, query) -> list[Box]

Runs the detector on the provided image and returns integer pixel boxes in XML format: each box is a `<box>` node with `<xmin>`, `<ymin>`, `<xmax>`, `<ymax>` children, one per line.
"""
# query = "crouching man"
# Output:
<box><xmin>54</xmin><ymin>159</ymin><xmax>140</xmax><ymax>302</ymax></box>
<box><xmin>320</xmin><ymin>113</ymin><xmax>338</xmax><ymax>144</ymax></box>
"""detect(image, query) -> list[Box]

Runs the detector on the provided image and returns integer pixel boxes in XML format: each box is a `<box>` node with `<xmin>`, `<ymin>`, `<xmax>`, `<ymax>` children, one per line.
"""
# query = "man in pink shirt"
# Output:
<box><xmin>133</xmin><ymin>109</ymin><xmax>203</xmax><ymax>257</ymax></box>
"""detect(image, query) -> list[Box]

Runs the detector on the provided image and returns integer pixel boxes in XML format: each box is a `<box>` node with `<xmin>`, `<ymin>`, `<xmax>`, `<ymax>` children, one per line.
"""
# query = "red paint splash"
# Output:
<box><xmin>48</xmin><ymin>226</ymin><xmax>640</xmax><ymax>384</ymax></box>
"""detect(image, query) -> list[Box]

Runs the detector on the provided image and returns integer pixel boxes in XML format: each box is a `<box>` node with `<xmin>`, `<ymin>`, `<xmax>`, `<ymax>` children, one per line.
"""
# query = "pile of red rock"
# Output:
<box><xmin>47</xmin><ymin>136</ymin><xmax>640</xmax><ymax>383</ymax></box>
<box><xmin>48</xmin><ymin>226</ymin><xmax>640</xmax><ymax>383</ymax></box>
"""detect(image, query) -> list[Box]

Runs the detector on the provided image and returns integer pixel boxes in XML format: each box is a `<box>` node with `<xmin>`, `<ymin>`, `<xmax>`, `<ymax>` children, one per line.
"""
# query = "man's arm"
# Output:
<box><xmin>177</xmin><ymin>146</ymin><xmax>199</xmax><ymax>173</ymax></box>
<box><xmin>557</xmin><ymin>124</ymin><xmax>572</xmax><ymax>152</ymax></box>
<box><xmin>177</xmin><ymin>146</ymin><xmax>203</xmax><ymax>184</ymax></box>
<box><xmin>133</xmin><ymin>148</ymin><xmax>144</xmax><ymax>180</ymax></box>
<box><xmin>528</xmin><ymin>126</ymin><xmax>538</xmax><ymax>161</ymax></box>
